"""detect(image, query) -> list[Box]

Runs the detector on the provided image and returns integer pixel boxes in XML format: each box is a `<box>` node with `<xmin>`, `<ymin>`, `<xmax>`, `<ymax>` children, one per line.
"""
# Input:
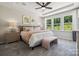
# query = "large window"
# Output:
<box><xmin>54</xmin><ymin>18</ymin><xmax>61</xmax><ymax>31</ymax></box>
<box><xmin>64</xmin><ymin>15</ymin><xmax>72</xmax><ymax>31</ymax></box>
<box><xmin>45</xmin><ymin>15</ymin><xmax>72</xmax><ymax>31</ymax></box>
<box><xmin>46</xmin><ymin>19</ymin><xmax>52</xmax><ymax>30</ymax></box>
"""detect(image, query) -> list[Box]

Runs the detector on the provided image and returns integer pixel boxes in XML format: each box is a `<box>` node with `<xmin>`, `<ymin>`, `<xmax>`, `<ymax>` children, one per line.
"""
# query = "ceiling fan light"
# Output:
<box><xmin>41</xmin><ymin>7</ymin><xmax>45</xmax><ymax>12</ymax></box>
<box><xmin>42</xmin><ymin>7</ymin><xmax>45</xmax><ymax>10</ymax></box>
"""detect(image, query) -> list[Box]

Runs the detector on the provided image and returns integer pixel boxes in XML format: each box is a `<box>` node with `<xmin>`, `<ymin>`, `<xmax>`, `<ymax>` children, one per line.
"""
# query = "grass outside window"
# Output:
<box><xmin>64</xmin><ymin>15</ymin><xmax>72</xmax><ymax>31</ymax></box>
<box><xmin>54</xmin><ymin>25</ymin><xmax>60</xmax><ymax>31</ymax></box>
<box><xmin>64</xmin><ymin>22</ymin><xmax>72</xmax><ymax>31</ymax></box>
<box><xmin>46</xmin><ymin>19</ymin><xmax>52</xmax><ymax>30</ymax></box>
<box><xmin>54</xmin><ymin>18</ymin><xmax>61</xmax><ymax>31</ymax></box>
<box><xmin>47</xmin><ymin>25</ymin><xmax>52</xmax><ymax>30</ymax></box>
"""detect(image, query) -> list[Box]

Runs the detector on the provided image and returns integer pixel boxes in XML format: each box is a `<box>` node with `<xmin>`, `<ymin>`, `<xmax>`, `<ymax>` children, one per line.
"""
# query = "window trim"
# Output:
<box><xmin>45</xmin><ymin>15</ymin><xmax>72</xmax><ymax>31</ymax></box>
<box><xmin>53</xmin><ymin>17</ymin><xmax>61</xmax><ymax>31</ymax></box>
<box><xmin>45</xmin><ymin>18</ymin><xmax>53</xmax><ymax>30</ymax></box>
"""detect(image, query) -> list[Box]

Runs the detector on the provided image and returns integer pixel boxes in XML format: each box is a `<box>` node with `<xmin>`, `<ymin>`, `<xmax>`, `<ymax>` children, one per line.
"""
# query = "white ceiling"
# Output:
<box><xmin>0</xmin><ymin>2</ymin><xmax>73</xmax><ymax>16</ymax></box>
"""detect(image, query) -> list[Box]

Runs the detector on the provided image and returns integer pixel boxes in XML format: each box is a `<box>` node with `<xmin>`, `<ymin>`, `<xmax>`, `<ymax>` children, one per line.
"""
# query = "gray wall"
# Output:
<box><xmin>52</xmin><ymin>31</ymin><xmax>72</xmax><ymax>40</ymax></box>
<box><xmin>0</xmin><ymin>5</ymin><xmax>42</xmax><ymax>43</ymax></box>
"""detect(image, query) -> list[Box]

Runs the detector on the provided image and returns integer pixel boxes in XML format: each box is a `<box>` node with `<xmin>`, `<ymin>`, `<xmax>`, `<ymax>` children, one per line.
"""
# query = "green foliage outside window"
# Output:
<box><xmin>64</xmin><ymin>15</ymin><xmax>72</xmax><ymax>31</ymax></box>
<box><xmin>46</xmin><ymin>15</ymin><xmax>72</xmax><ymax>31</ymax></box>
<box><xmin>46</xmin><ymin>19</ymin><xmax>52</xmax><ymax>30</ymax></box>
<box><xmin>54</xmin><ymin>18</ymin><xmax>61</xmax><ymax>31</ymax></box>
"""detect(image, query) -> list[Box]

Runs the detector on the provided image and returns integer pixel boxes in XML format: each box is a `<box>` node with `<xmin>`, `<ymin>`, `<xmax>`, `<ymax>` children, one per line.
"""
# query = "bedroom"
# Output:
<box><xmin>0</xmin><ymin>2</ymin><xmax>79</xmax><ymax>56</ymax></box>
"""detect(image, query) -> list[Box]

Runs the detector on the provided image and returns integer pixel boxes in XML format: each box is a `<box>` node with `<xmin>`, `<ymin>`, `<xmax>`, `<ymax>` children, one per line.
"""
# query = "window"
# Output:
<box><xmin>45</xmin><ymin>15</ymin><xmax>72</xmax><ymax>31</ymax></box>
<box><xmin>64</xmin><ymin>15</ymin><xmax>72</xmax><ymax>31</ymax></box>
<box><xmin>46</xmin><ymin>19</ymin><xmax>52</xmax><ymax>30</ymax></box>
<box><xmin>54</xmin><ymin>18</ymin><xmax>61</xmax><ymax>31</ymax></box>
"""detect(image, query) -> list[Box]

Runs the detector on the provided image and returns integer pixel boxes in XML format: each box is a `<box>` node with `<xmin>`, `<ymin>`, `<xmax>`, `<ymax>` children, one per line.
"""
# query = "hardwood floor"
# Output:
<box><xmin>0</xmin><ymin>39</ymin><xmax>76</xmax><ymax>56</ymax></box>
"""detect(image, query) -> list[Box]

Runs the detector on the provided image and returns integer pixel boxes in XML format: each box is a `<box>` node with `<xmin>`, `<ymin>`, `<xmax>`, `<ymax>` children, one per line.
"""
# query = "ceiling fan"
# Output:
<box><xmin>35</xmin><ymin>2</ymin><xmax>52</xmax><ymax>9</ymax></box>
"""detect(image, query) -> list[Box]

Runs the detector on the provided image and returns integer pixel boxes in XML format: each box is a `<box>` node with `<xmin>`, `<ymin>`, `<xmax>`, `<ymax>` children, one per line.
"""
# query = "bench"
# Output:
<box><xmin>42</xmin><ymin>36</ymin><xmax>58</xmax><ymax>49</ymax></box>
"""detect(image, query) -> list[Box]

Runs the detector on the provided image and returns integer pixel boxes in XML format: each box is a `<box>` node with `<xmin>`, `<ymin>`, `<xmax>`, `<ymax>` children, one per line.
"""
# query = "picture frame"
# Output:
<box><xmin>22</xmin><ymin>16</ymin><xmax>31</xmax><ymax>25</ymax></box>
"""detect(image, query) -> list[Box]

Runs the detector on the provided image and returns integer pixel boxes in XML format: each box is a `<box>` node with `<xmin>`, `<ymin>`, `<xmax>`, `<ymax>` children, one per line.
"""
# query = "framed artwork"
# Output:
<box><xmin>22</xmin><ymin>16</ymin><xmax>31</xmax><ymax>25</ymax></box>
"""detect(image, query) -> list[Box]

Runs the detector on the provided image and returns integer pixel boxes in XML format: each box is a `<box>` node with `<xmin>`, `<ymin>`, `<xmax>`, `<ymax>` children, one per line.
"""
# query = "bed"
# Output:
<box><xmin>21</xmin><ymin>30</ymin><xmax>54</xmax><ymax>49</ymax></box>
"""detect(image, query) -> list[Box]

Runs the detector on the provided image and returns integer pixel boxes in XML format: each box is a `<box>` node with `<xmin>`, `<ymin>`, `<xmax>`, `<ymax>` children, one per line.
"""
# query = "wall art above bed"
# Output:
<box><xmin>22</xmin><ymin>16</ymin><xmax>32</xmax><ymax>25</ymax></box>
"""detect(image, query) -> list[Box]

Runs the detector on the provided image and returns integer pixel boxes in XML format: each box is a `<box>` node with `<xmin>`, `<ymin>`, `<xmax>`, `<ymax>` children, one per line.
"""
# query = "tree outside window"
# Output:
<box><xmin>54</xmin><ymin>18</ymin><xmax>61</xmax><ymax>31</ymax></box>
<box><xmin>46</xmin><ymin>19</ymin><xmax>52</xmax><ymax>30</ymax></box>
<box><xmin>64</xmin><ymin>15</ymin><xmax>72</xmax><ymax>31</ymax></box>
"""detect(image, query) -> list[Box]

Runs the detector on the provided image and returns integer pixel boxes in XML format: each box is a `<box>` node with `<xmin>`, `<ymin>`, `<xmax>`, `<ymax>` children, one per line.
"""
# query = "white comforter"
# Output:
<box><xmin>29</xmin><ymin>31</ymin><xmax>54</xmax><ymax>47</ymax></box>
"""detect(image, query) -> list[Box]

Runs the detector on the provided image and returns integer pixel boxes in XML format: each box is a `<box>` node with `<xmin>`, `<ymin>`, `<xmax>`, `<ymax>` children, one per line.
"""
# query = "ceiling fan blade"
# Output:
<box><xmin>35</xmin><ymin>7</ymin><xmax>42</xmax><ymax>9</ymax></box>
<box><xmin>36</xmin><ymin>2</ymin><xmax>42</xmax><ymax>6</ymax></box>
<box><xmin>42</xmin><ymin>2</ymin><xmax>45</xmax><ymax>6</ymax></box>
<box><xmin>45</xmin><ymin>7</ymin><xmax>52</xmax><ymax>9</ymax></box>
<box><xmin>44</xmin><ymin>2</ymin><xmax>51</xmax><ymax>6</ymax></box>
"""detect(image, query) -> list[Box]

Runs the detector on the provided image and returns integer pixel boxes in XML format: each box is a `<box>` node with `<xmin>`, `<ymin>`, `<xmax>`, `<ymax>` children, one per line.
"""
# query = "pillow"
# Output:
<box><xmin>21</xmin><ymin>31</ymin><xmax>33</xmax><ymax>44</ymax></box>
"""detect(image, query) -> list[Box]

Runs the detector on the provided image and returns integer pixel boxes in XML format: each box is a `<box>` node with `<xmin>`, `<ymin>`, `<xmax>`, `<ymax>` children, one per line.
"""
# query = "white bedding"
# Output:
<box><xmin>29</xmin><ymin>31</ymin><xmax>54</xmax><ymax>47</ymax></box>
